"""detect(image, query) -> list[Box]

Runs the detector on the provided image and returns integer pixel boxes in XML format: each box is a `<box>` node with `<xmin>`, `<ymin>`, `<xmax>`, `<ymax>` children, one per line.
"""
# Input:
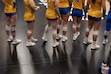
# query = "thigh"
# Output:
<box><xmin>93</xmin><ymin>20</ymin><xmax>101</xmax><ymax>31</ymax></box>
<box><xmin>27</xmin><ymin>20</ymin><xmax>35</xmax><ymax>30</ymax></box>
<box><xmin>10</xmin><ymin>14</ymin><xmax>17</xmax><ymax>25</ymax></box>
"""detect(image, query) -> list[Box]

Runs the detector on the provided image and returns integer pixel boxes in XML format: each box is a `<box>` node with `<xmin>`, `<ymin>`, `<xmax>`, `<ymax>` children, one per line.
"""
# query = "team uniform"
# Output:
<box><xmin>88</xmin><ymin>0</ymin><xmax>102</xmax><ymax>21</ymax></box>
<box><xmin>103</xmin><ymin>2</ymin><xmax>111</xmax><ymax>44</ymax></box>
<box><xmin>46</xmin><ymin>0</ymin><xmax>59</xmax><ymax>20</ymax></box>
<box><xmin>58</xmin><ymin>0</ymin><xmax>70</xmax><ymax>14</ymax></box>
<box><xmin>72</xmin><ymin>0</ymin><xmax>83</xmax><ymax>18</ymax></box>
<box><xmin>83</xmin><ymin>0</ymin><xmax>104</xmax><ymax>49</ymax></box>
<box><xmin>24</xmin><ymin>0</ymin><xmax>36</xmax><ymax>22</ymax></box>
<box><xmin>58</xmin><ymin>0</ymin><xmax>70</xmax><ymax>42</ymax></box>
<box><xmin>4</xmin><ymin>0</ymin><xmax>22</xmax><ymax>44</ymax></box>
<box><xmin>42</xmin><ymin>0</ymin><xmax>59</xmax><ymax>47</ymax></box>
<box><xmin>24</xmin><ymin>0</ymin><xmax>38</xmax><ymax>46</ymax></box>
<box><xmin>4</xmin><ymin>0</ymin><xmax>16</xmax><ymax>17</ymax></box>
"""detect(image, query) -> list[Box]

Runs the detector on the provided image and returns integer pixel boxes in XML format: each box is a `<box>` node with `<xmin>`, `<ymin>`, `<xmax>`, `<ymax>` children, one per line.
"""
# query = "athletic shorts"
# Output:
<box><xmin>26</xmin><ymin>20</ymin><xmax>35</xmax><ymax>23</ymax></box>
<box><xmin>5</xmin><ymin>13</ymin><xmax>16</xmax><ymax>17</ymax></box>
<box><xmin>46</xmin><ymin>18</ymin><xmax>58</xmax><ymax>20</ymax></box>
<box><xmin>59</xmin><ymin>7</ymin><xmax>70</xmax><ymax>14</ymax></box>
<box><xmin>88</xmin><ymin>15</ymin><xmax>101</xmax><ymax>21</ymax></box>
<box><xmin>71</xmin><ymin>8</ymin><xmax>83</xmax><ymax>18</ymax></box>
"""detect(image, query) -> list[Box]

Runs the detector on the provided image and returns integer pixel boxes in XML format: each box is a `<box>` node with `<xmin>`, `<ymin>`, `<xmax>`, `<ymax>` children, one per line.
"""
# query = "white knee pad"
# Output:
<box><xmin>86</xmin><ymin>28</ymin><xmax>91</xmax><ymax>32</ymax></box>
<box><xmin>72</xmin><ymin>24</ymin><xmax>76</xmax><ymax>28</ymax></box>
<box><xmin>6</xmin><ymin>25</ymin><xmax>10</xmax><ymax>30</ymax></box>
<box><xmin>45</xmin><ymin>25</ymin><xmax>48</xmax><ymax>28</ymax></box>
<box><xmin>62</xmin><ymin>26</ymin><xmax>67</xmax><ymax>31</ymax></box>
<box><xmin>76</xmin><ymin>24</ymin><xmax>81</xmax><ymax>28</ymax></box>
<box><xmin>104</xmin><ymin>31</ymin><xmax>109</xmax><ymax>35</ymax></box>
<box><xmin>27</xmin><ymin>30</ymin><xmax>32</xmax><ymax>34</ymax></box>
<box><xmin>93</xmin><ymin>30</ymin><xmax>99</xmax><ymax>35</ymax></box>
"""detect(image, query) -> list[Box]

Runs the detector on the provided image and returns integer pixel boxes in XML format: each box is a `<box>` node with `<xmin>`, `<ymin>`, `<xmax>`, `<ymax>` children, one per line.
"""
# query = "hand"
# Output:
<box><xmin>35</xmin><ymin>6</ymin><xmax>40</xmax><ymax>10</ymax></box>
<box><xmin>84</xmin><ymin>15</ymin><xmax>86</xmax><ymax>20</ymax></box>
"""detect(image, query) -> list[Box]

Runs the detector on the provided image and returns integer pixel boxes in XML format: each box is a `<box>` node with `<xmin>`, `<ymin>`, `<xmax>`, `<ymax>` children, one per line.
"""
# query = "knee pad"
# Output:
<box><xmin>72</xmin><ymin>24</ymin><xmax>76</xmax><ymax>28</ymax></box>
<box><xmin>57</xmin><ymin>25</ymin><xmax>61</xmax><ymax>29</ymax></box>
<box><xmin>76</xmin><ymin>23</ymin><xmax>81</xmax><ymax>28</ymax></box>
<box><xmin>104</xmin><ymin>30</ymin><xmax>109</xmax><ymax>35</ymax></box>
<box><xmin>6</xmin><ymin>25</ymin><xmax>10</xmax><ymax>30</ymax></box>
<box><xmin>86</xmin><ymin>28</ymin><xmax>91</xmax><ymax>32</ymax></box>
<box><xmin>93</xmin><ymin>30</ymin><xmax>99</xmax><ymax>35</ymax></box>
<box><xmin>46</xmin><ymin>24</ymin><xmax>51</xmax><ymax>30</ymax></box>
<box><xmin>27</xmin><ymin>30</ymin><xmax>32</xmax><ymax>34</ymax></box>
<box><xmin>62</xmin><ymin>26</ymin><xmax>67</xmax><ymax>31</ymax></box>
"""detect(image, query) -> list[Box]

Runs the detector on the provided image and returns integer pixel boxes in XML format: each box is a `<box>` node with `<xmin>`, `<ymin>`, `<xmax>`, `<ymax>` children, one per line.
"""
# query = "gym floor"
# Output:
<box><xmin>0</xmin><ymin>0</ymin><xmax>111</xmax><ymax>74</ymax></box>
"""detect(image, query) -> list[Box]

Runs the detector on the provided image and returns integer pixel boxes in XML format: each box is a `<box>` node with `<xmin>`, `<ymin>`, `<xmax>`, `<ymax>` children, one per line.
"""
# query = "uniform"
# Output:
<box><xmin>58</xmin><ymin>0</ymin><xmax>70</xmax><ymax>14</ymax></box>
<box><xmin>4</xmin><ymin>0</ymin><xmax>16</xmax><ymax>16</ymax></box>
<box><xmin>72</xmin><ymin>0</ymin><xmax>84</xmax><ymax>18</ymax></box>
<box><xmin>46</xmin><ymin>0</ymin><xmax>59</xmax><ymax>20</ymax></box>
<box><xmin>88</xmin><ymin>0</ymin><xmax>102</xmax><ymax>21</ymax></box>
<box><xmin>24</xmin><ymin>0</ymin><xmax>35</xmax><ymax>22</ymax></box>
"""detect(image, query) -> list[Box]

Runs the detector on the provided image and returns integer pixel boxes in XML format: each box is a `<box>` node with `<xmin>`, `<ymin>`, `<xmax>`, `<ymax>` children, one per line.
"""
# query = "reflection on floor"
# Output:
<box><xmin>0</xmin><ymin>0</ymin><xmax>111</xmax><ymax>74</ymax></box>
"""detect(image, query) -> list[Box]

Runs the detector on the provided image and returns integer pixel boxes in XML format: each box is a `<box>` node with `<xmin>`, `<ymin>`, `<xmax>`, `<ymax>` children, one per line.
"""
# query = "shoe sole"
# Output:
<box><xmin>12</xmin><ymin>42</ymin><xmax>22</xmax><ymax>45</ymax></box>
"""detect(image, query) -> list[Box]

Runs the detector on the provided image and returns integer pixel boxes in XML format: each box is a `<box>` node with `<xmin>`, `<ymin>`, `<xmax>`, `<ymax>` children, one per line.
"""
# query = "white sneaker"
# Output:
<box><xmin>42</xmin><ymin>36</ymin><xmax>47</xmax><ymax>41</ymax></box>
<box><xmin>31</xmin><ymin>37</ymin><xmax>38</xmax><ymax>42</ymax></box>
<box><xmin>7</xmin><ymin>36</ymin><xmax>13</xmax><ymax>42</ymax></box>
<box><xmin>76</xmin><ymin>32</ymin><xmax>80</xmax><ymax>37</ymax></box>
<box><xmin>61</xmin><ymin>36</ymin><xmax>68</xmax><ymax>42</ymax></box>
<box><xmin>73</xmin><ymin>35</ymin><xmax>77</xmax><ymax>41</ymax></box>
<box><xmin>101</xmin><ymin>63</ymin><xmax>109</xmax><ymax>74</ymax></box>
<box><xmin>103</xmin><ymin>39</ymin><xmax>108</xmax><ymax>45</ymax></box>
<box><xmin>83</xmin><ymin>39</ymin><xmax>92</xmax><ymax>45</ymax></box>
<box><xmin>26</xmin><ymin>41</ymin><xmax>36</xmax><ymax>47</ymax></box>
<box><xmin>12</xmin><ymin>39</ymin><xmax>22</xmax><ymax>45</ymax></box>
<box><xmin>103</xmin><ymin>67</ymin><xmax>109</xmax><ymax>74</ymax></box>
<box><xmin>56</xmin><ymin>34</ymin><xmax>62</xmax><ymax>40</ymax></box>
<box><xmin>52</xmin><ymin>41</ymin><xmax>59</xmax><ymax>47</ymax></box>
<box><xmin>91</xmin><ymin>44</ymin><xmax>100</xmax><ymax>49</ymax></box>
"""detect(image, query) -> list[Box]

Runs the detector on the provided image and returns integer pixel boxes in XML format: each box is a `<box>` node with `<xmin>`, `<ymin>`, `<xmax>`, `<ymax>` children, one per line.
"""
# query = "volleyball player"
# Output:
<box><xmin>83</xmin><ymin>0</ymin><xmax>106</xmax><ymax>49</ymax></box>
<box><xmin>24</xmin><ymin>0</ymin><xmax>40</xmax><ymax>46</ymax></box>
<box><xmin>4</xmin><ymin>0</ymin><xmax>22</xmax><ymax>44</ymax></box>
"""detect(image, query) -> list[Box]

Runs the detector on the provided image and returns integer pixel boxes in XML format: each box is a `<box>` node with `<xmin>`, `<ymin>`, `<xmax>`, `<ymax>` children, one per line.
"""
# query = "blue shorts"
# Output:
<box><xmin>59</xmin><ymin>7</ymin><xmax>70</xmax><ymax>14</ymax></box>
<box><xmin>47</xmin><ymin>18</ymin><xmax>58</xmax><ymax>20</ymax></box>
<box><xmin>26</xmin><ymin>20</ymin><xmax>35</xmax><ymax>23</ymax></box>
<box><xmin>5</xmin><ymin>13</ymin><xmax>16</xmax><ymax>17</ymax></box>
<box><xmin>88</xmin><ymin>15</ymin><xmax>101</xmax><ymax>21</ymax></box>
<box><xmin>106</xmin><ymin>12</ymin><xmax>111</xmax><ymax>31</ymax></box>
<box><xmin>71</xmin><ymin>8</ymin><xmax>83</xmax><ymax>18</ymax></box>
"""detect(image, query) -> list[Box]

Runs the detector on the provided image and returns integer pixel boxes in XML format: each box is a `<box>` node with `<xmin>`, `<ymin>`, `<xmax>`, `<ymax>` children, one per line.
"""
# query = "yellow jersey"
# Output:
<box><xmin>58</xmin><ymin>0</ymin><xmax>69</xmax><ymax>8</ymax></box>
<box><xmin>24</xmin><ymin>0</ymin><xmax>35</xmax><ymax>21</ymax></box>
<box><xmin>46</xmin><ymin>0</ymin><xmax>59</xmax><ymax>19</ymax></box>
<box><xmin>73</xmin><ymin>0</ymin><xmax>84</xmax><ymax>10</ymax></box>
<box><xmin>88</xmin><ymin>0</ymin><xmax>102</xmax><ymax>18</ymax></box>
<box><xmin>4</xmin><ymin>0</ymin><xmax>16</xmax><ymax>13</ymax></box>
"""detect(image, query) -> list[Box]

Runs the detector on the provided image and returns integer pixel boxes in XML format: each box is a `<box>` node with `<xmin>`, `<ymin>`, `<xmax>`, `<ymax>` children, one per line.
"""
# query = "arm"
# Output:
<box><xmin>102</xmin><ymin>0</ymin><xmax>106</xmax><ymax>18</ymax></box>
<box><xmin>13</xmin><ymin>0</ymin><xmax>16</xmax><ymax>8</ymax></box>
<box><xmin>29</xmin><ymin>0</ymin><xmax>40</xmax><ymax>12</ymax></box>
<box><xmin>68</xmin><ymin>0</ymin><xmax>72</xmax><ymax>8</ymax></box>
<box><xmin>55</xmin><ymin>0</ymin><xmax>61</xmax><ymax>18</ymax></box>
<box><xmin>84</xmin><ymin>0</ymin><xmax>89</xmax><ymax>19</ymax></box>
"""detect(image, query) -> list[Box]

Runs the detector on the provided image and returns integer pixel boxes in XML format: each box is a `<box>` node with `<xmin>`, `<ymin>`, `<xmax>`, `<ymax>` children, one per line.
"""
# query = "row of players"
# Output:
<box><xmin>2</xmin><ymin>0</ymin><xmax>110</xmax><ymax>49</ymax></box>
<box><xmin>2</xmin><ymin>0</ymin><xmax>111</xmax><ymax>73</ymax></box>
